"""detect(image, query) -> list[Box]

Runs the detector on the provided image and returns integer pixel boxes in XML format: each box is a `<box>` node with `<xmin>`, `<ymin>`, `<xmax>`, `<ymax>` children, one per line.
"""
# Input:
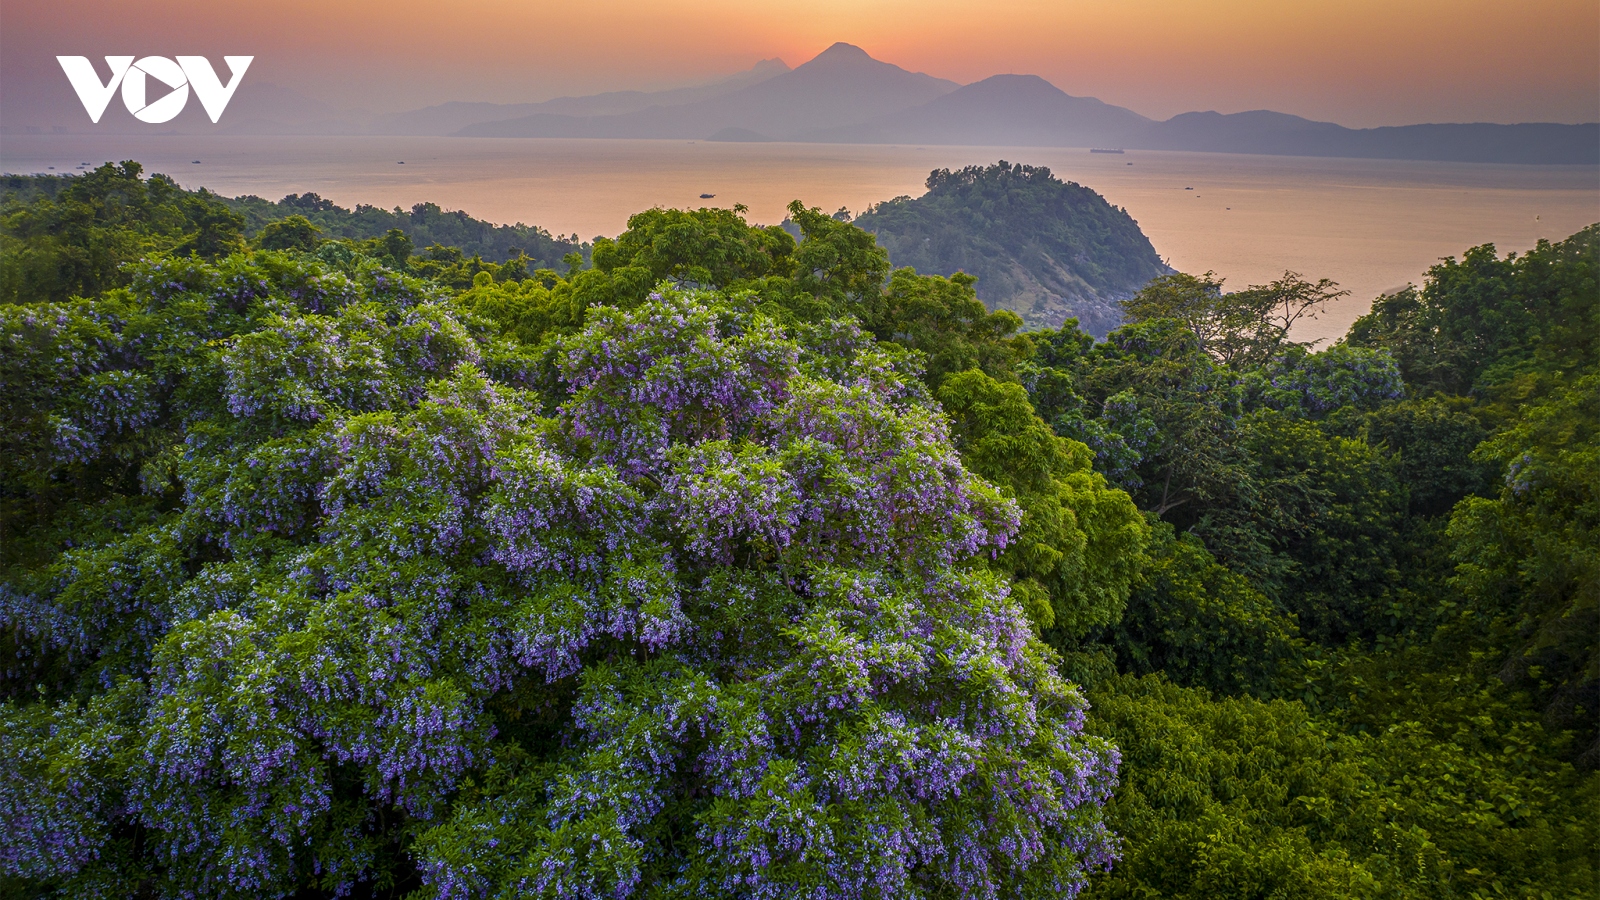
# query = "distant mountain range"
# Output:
<box><xmin>191</xmin><ymin>42</ymin><xmax>1596</xmax><ymax>165</ymax></box>
<box><xmin>456</xmin><ymin>44</ymin><xmax>958</xmax><ymax>140</ymax></box>
<box><xmin>366</xmin><ymin>58</ymin><xmax>794</xmax><ymax>136</ymax></box>
<box><xmin>806</xmin><ymin>73</ymin><xmax>1150</xmax><ymax>148</ymax></box>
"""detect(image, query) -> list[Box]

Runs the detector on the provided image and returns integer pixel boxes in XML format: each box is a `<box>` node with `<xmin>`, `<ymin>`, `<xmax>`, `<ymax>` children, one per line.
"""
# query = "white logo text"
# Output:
<box><xmin>57</xmin><ymin>56</ymin><xmax>253</xmax><ymax>124</ymax></box>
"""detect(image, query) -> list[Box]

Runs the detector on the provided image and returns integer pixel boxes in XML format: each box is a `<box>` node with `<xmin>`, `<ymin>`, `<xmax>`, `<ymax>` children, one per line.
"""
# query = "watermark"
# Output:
<box><xmin>57</xmin><ymin>56</ymin><xmax>253</xmax><ymax>124</ymax></box>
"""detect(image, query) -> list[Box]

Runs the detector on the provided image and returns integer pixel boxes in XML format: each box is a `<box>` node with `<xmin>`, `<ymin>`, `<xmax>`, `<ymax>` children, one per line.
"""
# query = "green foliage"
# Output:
<box><xmin>870</xmin><ymin>269</ymin><xmax>1030</xmax><ymax>386</ymax></box>
<box><xmin>0</xmin><ymin>252</ymin><xmax>1121</xmax><ymax>897</ymax></box>
<box><xmin>0</xmin><ymin>162</ymin><xmax>245</xmax><ymax>304</ymax></box>
<box><xmin>1029</xmin><ymin>308</ymin><xmax>1410</xmax><ymax>644</ymax></box>
<box><xmin>1020</xmin><ymin>222</ymin><xmax>1597</xmax><ymax>897</ymax></box>
<box><xmin>254</xmin><ymin>214</ymin><xmax>323</xmax><ymax>252</ymax></box>
<box><xmin>3</xmin><ymin>157</ymin><xmax>1596</xmax><ymax>898</ymax></box>
<box><xmin>224</xmin><ymin>191</ymin><xmax>583</xmax><ymax>272</ymax></box>
<box><xmin>453</xmin><ymin>266</ymin><xmax>594</xmax><ymax>349</ymax></box>
<box><xmin>855</xmin><ymin>162</ymin><xmax>1168</xmax><ymax>334</ymax></box>
<box><xmin>1083</xmin><ymin>672</ymin><xmax>1597</xmax><ymax>900</ymax></box>
<box><xmin>583</xmin><ymin>203</ymin><xmax>1033</xmax><ymax>392</ymax></box>
<box><xmin>937</xmin><ymin>369</ymin><xmax>1149</xmax><ymax>632</ymax></box>
<box><xmin>1348</xmin><ymin>395</ymin><xmax>1491</xmax><ymax>518</ymax></box>
<box><xmin>1046</xmin><ymin>317</ymin><xmax>1246</xmax><ymax>520</ymax></box>
<box><xmin>1240</xmin><ymin>343</ymin><xmax>1407</xmax><ymax>421</ymax></box>
<box><xmin>784</xmin><ymin>199</ymin><xmax>893</xmax><ymax>314</ymax></box>
<box><xmin>1223</xmin><ymin>409</ymin><xmax>1405</xmax><ymax>644</ymax></box>
<box><xmin>1447</xmin><ymin>374</ymin><xmax>1599</xmax><ymax>765</ymax></box>
<box><xmin>591</xmin><ymin>205</ymin><xmax>796</xmax><ymax>298</ymax></box>
<box><xmin>378</xmin><ymin>226</ymin><xmax>413</xmax><ymax>269</ymax></box>
<box><xmin>1123</xmin><ymin>271</ymin><xmax>1348</xmax><ymax>369</ymax></box>
<box><xmin>1345</xmin><ymin>226</ymin><xmax>1598</xmax><ymax>395</ymax></box>
<box><xmin>1110</xmin><ymin>521</ymin><xmax>1299</xmax><ymax>696</ymax></box>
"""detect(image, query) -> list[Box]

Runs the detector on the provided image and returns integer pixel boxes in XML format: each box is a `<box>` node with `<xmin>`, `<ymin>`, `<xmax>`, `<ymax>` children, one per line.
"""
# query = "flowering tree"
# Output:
<box><xmin>1</xmin><ymin>250</ymin><xmax>1119</xmax><ymax>898</ymax></box>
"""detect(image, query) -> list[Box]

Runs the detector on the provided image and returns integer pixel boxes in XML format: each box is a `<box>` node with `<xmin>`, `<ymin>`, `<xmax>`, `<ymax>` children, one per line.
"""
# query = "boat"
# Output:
<box><xmin>1089</xmin><ymin>148</ymin><xmax>1125</xmax><ymax>154</ymax></box>
<box><xmin>700</xmin><ymin>193</ymin><xmax>715</xmax><ymax>199</ymax></box>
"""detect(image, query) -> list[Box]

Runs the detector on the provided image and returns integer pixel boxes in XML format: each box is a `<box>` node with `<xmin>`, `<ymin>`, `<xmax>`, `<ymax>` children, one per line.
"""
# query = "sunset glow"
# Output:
<box><xmin>4</xmin><ymin>0</ymin><xmax>1596</xmax><ymax>127</ymax></box>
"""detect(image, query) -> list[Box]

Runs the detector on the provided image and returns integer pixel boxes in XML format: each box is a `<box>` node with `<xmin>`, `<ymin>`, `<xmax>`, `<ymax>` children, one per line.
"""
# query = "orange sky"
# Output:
<box><xmin>3</xmin><ymin>0</ymin><xmax>1596</xmax><ymax>126</ymax></box>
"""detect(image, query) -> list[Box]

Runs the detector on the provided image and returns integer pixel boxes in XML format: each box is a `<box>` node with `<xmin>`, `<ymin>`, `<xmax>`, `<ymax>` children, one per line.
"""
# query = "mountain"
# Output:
<box><xmin>1127</xmin><ymin>110</ymin><xmax>1600</xmax><ymax>165</ymax></box>
<box><xmin>456</xmin><ymin>43</ymin><xmax>959</xmax><ymax>140</ymax></box>
<box><xmin>368</xmin><ymin>59</ymin><xmax>790</xmax><ymax>136</ymax></box>
<box><xmin>804</xmin><ymin>78</ymin><xmax>1596</xmax><ymax>164</ymax></box>
<box><xmin>804</xmin><ymin>74</ymin><xmax>1151</xmax><ymax>147</ymax></box>
<box><xmin>854</xmin><ymin>161</ymin><xmax>1170</xmax><ymax>335</ymax></box>
<box><xmin>451</xmin><ymin>45</ymin><xmax>1593</xmax><ymax>163</ymax></box>
<box><xmin>812</xmin><ymin>84</ymin><xmax>1596</xmax><ymax>164</ymax></box>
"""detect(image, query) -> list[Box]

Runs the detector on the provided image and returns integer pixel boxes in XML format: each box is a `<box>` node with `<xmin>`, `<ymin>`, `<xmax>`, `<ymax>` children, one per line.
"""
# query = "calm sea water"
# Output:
<box><xmin>4</xmin><ymin>134</ymin><xmax>1596</xmax><ymax>344</ymax></box>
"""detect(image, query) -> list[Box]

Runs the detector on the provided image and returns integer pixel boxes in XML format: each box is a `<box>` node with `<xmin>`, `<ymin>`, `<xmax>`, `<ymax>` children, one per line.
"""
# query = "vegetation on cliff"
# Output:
<box><xmin>854</xmin><ymin>162</ymin><xmax>1169</xmax><ymax>336</ymax></box>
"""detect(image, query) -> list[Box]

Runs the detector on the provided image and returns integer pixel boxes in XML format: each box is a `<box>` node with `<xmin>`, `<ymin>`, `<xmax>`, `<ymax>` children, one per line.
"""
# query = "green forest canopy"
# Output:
<box><xmin>0</xmin><ymin>162</ymin><xmax>1595</xmax><ymax>899</ymax></box>
<box><xmin>0</xmin><ymin>163</ymin><xmax>583</xmax><ymax>305</ymax></box>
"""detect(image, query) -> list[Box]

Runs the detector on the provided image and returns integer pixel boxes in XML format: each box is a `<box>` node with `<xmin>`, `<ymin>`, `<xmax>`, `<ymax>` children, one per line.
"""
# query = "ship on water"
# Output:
<box><xmin>1089</xmin><ymin>148</ymin><xmax>1125</xmax><ymax>154</ymax></box>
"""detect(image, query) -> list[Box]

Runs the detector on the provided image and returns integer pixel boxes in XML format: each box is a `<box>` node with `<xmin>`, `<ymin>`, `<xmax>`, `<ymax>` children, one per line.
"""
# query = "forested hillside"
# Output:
<box><xmin>0</xmin><ymin>164</ymin><xmax>582</xmax><ymax>306</ymax></box>
<box><xmin>1</xmin><ymin>163</ymin><xmax>1594</xmax><ymax>899</ymax></box>
<box><xmin>221</xmin><ymin>192</ymin><xmax>583</xmax><ymax>269</ymax></box>
<box><xmin>854</xmin><ymin>162</ymin><xmax>1169</xmax><ymax>336</ymax></box>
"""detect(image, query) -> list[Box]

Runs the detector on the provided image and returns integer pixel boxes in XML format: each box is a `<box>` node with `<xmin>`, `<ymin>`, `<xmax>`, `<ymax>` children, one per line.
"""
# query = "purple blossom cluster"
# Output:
<box><xmin>559</xmin><ymin>295</ymin><xmax>799</xmax><ymax>476</ymax></box>
<box><xmin>413</xmin><ymin>290</ymin><xmax>1115</xmax><ymax>899</ymax></box>
<box><xmin>2</xmin><ymin>276</ymin><xmax>1118</xmax><ymax>899</ymax></box>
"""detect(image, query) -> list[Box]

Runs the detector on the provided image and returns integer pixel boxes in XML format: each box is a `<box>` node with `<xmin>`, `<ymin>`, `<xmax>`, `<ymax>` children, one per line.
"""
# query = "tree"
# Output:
<box><xmin>936</xmin><ymin>369</ymin><xmax>1148</xmax><ymax>633</ymax></box>
<box><xmin>1224</xmin><ymin>409</ymin><xmax>1404</xmax><ymax>644</ymax></box>
<box><xmin>591</xmin><ymin>206</ymin><xmax>796</xmax><ymax>299</ymax></box>
<box><xmin>379</xmin><ymin>226</ymin><xmax>413</xmax><ymax>269</ymax></box>
<box><xmin>0</xmin><ymin>162</ymin><xmax>245</xmax><ymax>304</ymax></box>
<box><xmin>1447</xmin><ymin>374</ymin><xmax>1599</xmax><ymax>766</ymax></box>
<box><xmin>254</xmin><ymin>214</ymin><xmax>323</xmax><ymax>252</ymax></box>
<box><xmin>217</xmin><ymin>193</ymin><xmax>582</xmax><ymax>273</ymax></box>
<box><xmin>869</xmin><ymin>269</ymin><xmax>1030</xmax><ymax>387</ymax></box>
<box><xmin>1122</xmin><ymin>271</ymin><xmax>1347</xmax><ymax>369</ymax></box>
<box><xmin>0</xmin><ymin>257</ymin><xmax>1120</xmax><ymax>898</ymax></box>
<box><xmin>1344</xmin><ymin>226</ymin><xmax>1598</xmax><ymax>396</ymax></box>
<box><xmin>1027</xmin><ymin>319</ymin><xmax>1409</xmax><ymax>631</ymax></box>
<box><xmin>173</xmin><ymin>189</ymin><xmax>246</xmax><ymax>260</ymax></box>
<box><xmin>9</xmin><ymin>161</ymin><xmax>1596</xmax><ymax>900</ymax></box>
<box><xmin>1114</xmin><ymin>273</ymin><xmax>1228</xmax><ymax>358</ymax></box>
<box><xmin>1239</xmin><ymin>344</ymin><xmax>1404</xmax><ymax>421</ymax></box>
<box><xmin>1055</xmin><ymin>318</ymin><xmax>1245</xmax><ymax>521</ymax></box>
<box><xmin>784</xmin><ymin>200</ymin><xmax>891</xmax><ymax>314</ymax></box>
<box><xmin>1349</xmin><ymin>395</ymin><xmax>1490</xmax><ymax>519</ymax></box>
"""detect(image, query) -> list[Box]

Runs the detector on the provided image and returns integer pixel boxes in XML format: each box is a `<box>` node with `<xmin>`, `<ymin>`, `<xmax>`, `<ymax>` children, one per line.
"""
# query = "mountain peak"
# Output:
<box><xmin>819</xmin><ymin>41</ymin><xmax>870</xmax><ymax>56</ymax></box>
<box><xmin>811</xmin><ymin>42</ymin><xmax>874</xmax><ymax>63</ymax></box>
<box><xmin>749</xmin><ymin>57</ymin><xmax>792</xmax><ymax>75</ymax></box>
<box><xmin>963</xmin><ymin>74</ymin><xmax>1064</xmax><ymax>95</ymax></box>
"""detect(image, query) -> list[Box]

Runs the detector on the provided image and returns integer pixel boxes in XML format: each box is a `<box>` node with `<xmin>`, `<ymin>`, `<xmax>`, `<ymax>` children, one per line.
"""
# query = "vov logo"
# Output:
<box><xmin>57</xmin><ymin>56</ymin><xmax>253</xmax><ymax>124</ymax></box>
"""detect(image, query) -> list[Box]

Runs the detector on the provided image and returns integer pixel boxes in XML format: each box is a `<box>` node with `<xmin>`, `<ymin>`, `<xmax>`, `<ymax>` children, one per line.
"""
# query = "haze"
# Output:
<box><xmin>3</xmin><ymin>0</ymin><xmax>1596</xmax><ymax>130</ymax></box>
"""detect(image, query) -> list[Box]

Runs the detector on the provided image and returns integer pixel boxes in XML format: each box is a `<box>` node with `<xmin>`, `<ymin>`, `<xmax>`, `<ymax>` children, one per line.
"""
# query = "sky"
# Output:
<box><xmin>3</xmin><ymin>0</ymin><xmax>1597</xmax><ymax>128</ymax></box>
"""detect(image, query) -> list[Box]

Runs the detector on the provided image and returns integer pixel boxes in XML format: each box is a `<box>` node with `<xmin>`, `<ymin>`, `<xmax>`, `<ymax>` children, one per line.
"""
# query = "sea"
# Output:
<box><xmin>3</xmin><ymin>134</ymin><xmax>1596</xmax><ymax>345</ymax></box>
